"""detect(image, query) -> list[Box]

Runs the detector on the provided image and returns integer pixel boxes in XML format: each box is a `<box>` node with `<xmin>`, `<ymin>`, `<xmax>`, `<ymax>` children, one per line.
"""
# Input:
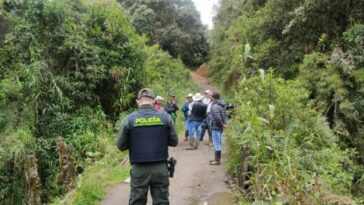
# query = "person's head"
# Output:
<box><xmin>187</xmin><ymin>93</ymin><xmax>193</xmax><ymax>102</ymax></box>
<box><xmin>211</xmin><ymin>92</ymin><xmax>220</xmax><ymax>101</ymax></box>
<box><xmin>168</xmin><ymin>93</ymin><xmax>176</xmax><ymax>102</ymax></box>
<box><xmin>136</xmin><ymin>88</ymin><xmax>155</xmax><ymax>106</ymax></box>
<box><xmin>154</xmin><ymin>96</ymin><xmax>164</xmax><ymax>105</ymax></box>
<box><xmin>208</xmin><ymin>90</ymin><xmax>213</xmax><ymax>98</ymax></box>
<box><xmin>204</xmin><ymin>90</ymin><xmax>211</xmax><ymax>98</ymax></box>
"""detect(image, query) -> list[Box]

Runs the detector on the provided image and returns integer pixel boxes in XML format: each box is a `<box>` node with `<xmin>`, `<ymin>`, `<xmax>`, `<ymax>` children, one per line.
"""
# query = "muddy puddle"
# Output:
<box><xmin>201</xmin><ymin>192</ymin><xmax>234</xmax><ymax>205</ymax></box>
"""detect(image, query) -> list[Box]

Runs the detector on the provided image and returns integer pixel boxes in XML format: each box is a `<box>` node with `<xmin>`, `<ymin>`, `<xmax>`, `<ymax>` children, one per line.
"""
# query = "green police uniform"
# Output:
<box><xmin>116</xmin><ymin>88</ymin><xmax>178</xmax><ymax>205</ymax></box>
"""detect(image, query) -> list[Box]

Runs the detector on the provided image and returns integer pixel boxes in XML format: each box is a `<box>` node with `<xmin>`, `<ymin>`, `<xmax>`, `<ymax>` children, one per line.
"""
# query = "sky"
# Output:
<box><xmin>192</xmin><ymin>0</ymin><xmax>219</xmax><ymax>30</ymax></box>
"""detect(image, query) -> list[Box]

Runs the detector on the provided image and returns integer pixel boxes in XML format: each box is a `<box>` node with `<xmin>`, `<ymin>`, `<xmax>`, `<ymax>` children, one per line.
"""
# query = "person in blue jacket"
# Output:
<box><xmin>181</xmin><ymin>93</ymin><xmax>194</xmax><ymax>141</ymax></box>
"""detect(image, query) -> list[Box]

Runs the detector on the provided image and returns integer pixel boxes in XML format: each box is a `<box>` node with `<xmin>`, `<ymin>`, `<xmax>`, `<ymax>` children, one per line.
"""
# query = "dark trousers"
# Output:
<box><xmin>200</xmin><ymin>117</ymin><xmax>212</xmax><ymax>141</ymax></box>
<box><xmin>129</xmin><ymin>163</ymin><xmax>170</xmax><ymax>205</ymax></box>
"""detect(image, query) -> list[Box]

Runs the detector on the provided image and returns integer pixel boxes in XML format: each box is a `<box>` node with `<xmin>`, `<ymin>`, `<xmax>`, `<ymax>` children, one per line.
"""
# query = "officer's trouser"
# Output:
<box><xmin>129</xmin><ymin>163</ymin><xmax>170</xmax><ymax>205</ymax></box>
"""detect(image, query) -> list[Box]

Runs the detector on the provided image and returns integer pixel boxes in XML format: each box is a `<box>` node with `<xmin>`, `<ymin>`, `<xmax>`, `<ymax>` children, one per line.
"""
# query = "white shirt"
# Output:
<box><xmin>188</xmin><ymin>101</ymin><xmax>194</xmax><ymax>116</ymax></box>
<box><xmin>206</xmin><ymin>101</ymin><xmax>213</xmax><ymax>115</ymax></box>
<box><xmin>202</xmin><ymin>97</ymin><xmax>211</xmax><ymax>105</ymax></box>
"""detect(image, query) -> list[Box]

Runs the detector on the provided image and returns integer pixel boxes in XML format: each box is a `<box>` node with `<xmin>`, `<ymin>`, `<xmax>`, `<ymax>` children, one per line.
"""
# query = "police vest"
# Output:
<box><xmin>128</xmin><ymin>110</ymin><xmax>170</xmax><ymax>164</ymax></box>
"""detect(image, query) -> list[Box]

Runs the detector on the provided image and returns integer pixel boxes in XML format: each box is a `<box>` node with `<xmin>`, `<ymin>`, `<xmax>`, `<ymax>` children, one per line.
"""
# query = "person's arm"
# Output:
<box><xmin>116</xmin><ymin>116</ymin><xmax>130</xmax><ymax>151</ymax></box>
<box><xmin>168</xmin><ymin>115</ymin><xmax>178</xmax><ymax>147</ymax></box>
<box><xmin>221</xmin><ymin>107</ymin><xmax>228</xmax><ymax>125</ymax></box>
<box><xmin>181</xmin><ymin>102</ymin><xmax>188</xmax><ymax>113</ymax></box>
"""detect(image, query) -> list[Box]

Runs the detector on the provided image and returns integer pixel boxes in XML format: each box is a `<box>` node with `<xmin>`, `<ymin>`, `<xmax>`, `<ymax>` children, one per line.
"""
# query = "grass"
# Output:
<box><xmin>50</xmin><ymin>143</ymin><xmax>130</xmax><ymax>205</ymax></box>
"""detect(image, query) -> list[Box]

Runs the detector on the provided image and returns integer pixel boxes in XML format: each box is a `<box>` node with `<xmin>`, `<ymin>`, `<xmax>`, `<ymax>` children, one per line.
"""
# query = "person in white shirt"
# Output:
<box><xmin>200</xmin><ymin>90</ymin><xmax>213</xmax><ymax>145</ymax></box>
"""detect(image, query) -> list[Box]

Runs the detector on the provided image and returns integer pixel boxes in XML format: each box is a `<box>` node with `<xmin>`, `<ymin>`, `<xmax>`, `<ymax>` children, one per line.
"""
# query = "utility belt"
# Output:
<box><xmin>132</xmin><ymin>158</ymin><xmax>177</xmax><ymax>178</ymax></box>
<box><xmin>133</xmin><ymin>160</ymin><xmax>167</xmax><ymax>165</ymax></box>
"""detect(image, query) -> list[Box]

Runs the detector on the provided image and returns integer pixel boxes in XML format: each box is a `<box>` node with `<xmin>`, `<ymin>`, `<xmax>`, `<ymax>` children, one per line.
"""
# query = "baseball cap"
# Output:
<box><xmin>187</xmin><ymin>93</ymin><xmax>193</xmax><ymax>98</ymax></box>
<box><xmin>137</xmin><ymin>88</ymin><xmax>155</xmax><ymax>99</ymax></box>
<box><xmin>168</xmin><ymin>93</ymin><xmax>176</xmax><ymax>98</ymax></box>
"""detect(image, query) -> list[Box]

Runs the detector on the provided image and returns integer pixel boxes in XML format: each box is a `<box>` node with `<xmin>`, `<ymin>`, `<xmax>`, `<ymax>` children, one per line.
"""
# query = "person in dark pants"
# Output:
<box><xmin>165</xmin><ymin>94</ymin><xmax>179</xmax><ymax>123</ymax></box>
<box><xmin>116</xmin><ymin>88</ymin><xmax>178</xmax><ymax>205</ymax></box>
<box><xmin>209</xmin><ymin>92</ymin><xmax>227</xmax><ymax>165</ymax></box>
<box><xmin>200</xmin><ymin>90</ymin><xmax>213</xmax><ymax>145</ymax></box>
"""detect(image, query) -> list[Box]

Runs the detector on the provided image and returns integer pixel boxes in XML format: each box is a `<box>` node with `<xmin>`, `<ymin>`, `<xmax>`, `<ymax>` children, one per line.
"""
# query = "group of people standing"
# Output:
<box><xmin>152</xmin><ymin>90</ymin><xmax>228</xmax><ymax>165</ymax></box>
<box><xmin>182</xmin><ymin>90</ymin><xmax>228</xmax><ymax>165</ymax></box>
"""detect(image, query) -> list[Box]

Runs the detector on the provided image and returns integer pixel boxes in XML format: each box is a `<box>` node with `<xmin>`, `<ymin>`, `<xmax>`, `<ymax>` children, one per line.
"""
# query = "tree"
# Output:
<box><xmin>119</xmin><ymin>0</ymin><xmax>209</xmax><ymax>67</ymax></box>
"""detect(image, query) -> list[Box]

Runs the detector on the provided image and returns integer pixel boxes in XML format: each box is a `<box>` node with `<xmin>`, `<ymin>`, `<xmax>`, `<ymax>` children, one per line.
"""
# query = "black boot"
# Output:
<box><xmin>209</xmin><ymin>151</ymin><xmax>216</xmax><ymax>162</ymax></box>
<box><xmin>209</xmin><ymin>151</ymin><xmax>221</xmax><ymax>165</ymax></box>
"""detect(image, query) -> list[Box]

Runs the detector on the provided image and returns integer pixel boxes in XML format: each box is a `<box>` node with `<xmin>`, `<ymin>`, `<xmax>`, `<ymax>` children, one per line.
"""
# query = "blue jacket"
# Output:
<box><xmin>181</xmin><ymin>101</ymin><xmax>189</xmax><ymax>119</ymax></box>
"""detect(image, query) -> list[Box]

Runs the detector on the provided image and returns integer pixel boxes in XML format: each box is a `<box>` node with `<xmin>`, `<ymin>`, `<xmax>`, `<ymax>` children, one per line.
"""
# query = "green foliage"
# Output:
<box><xmin>226</xmin><ymin>72</ymin><xmax>357</xmax><ymax>204</ymax></box>
<box><xmin>210</xmin><ymin>0</ymin><xmax>364</xmax><ymax>202</ymax></box>
<box><xmin>144</xmin><ymin>45</ymin><xmax>192</xmax><ymax>96</ymax></box>
<box><xmin>210</xmin><ymin>0</ymin><xmax>364</xmax><ymax>85</ymax></box>
<box><xmin>299</xmin><ymin>25</ymin><xmax>364</xmax><ymax>167</ymax></box>
<box><xmin>119</xmin><ymin>0</ymin><xmax>209</xmax><ymax>67</ymax></box>
<box><xmin>0</xmin><ymin>0</ymin><xmax>197</xmax><ymax>203</ymax></box>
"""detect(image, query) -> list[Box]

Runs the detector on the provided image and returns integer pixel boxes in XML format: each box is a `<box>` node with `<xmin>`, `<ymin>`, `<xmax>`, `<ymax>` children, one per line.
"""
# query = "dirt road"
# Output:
<box><xmin>101</xmin><ymin>66</ymin><xmax>233</xmax><ymax>205</ymax></box>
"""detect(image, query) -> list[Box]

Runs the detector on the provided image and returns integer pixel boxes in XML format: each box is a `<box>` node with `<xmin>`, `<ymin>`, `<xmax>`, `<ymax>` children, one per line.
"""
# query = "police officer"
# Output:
<box><xmin>116</xmin><ymin>88</ymin><xmax>178</xmax><ymax>205</ymax></box>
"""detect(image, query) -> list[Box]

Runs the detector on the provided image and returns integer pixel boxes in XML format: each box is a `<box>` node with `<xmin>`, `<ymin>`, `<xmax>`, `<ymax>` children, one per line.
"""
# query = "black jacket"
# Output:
<box><xmin>190</xmin><ymin>101</ymin><xmax>207</xmax><ymax>122</ymax></box>
<box><xmin>165</xmin><ymin>102</ymin><xmax>179</xmax><ymax>114</ymax></box>
<box><xmin>211</xmin><ymin>100</ymin><xmax>227</xmax><ymax>130</ymax></box>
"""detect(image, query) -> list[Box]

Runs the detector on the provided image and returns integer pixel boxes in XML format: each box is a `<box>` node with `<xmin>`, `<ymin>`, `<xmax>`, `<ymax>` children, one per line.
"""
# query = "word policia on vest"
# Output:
<box><xmin>134</xmin><ymin>116</ymin><xmax>164</xmax><ymax>127</ymax></box>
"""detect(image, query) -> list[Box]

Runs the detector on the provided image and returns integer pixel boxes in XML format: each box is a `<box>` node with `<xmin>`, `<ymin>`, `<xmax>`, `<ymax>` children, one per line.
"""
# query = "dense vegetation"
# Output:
<box><xmin>0</xmin><ymin>0</ymin><xmax>193</xmax><ymax>204</ymax></box>
<box><xmin>2</xmin><ymin>0</ymin><xmax>363</xmax><ymax>204</ymax></box>
<box><xmin>119</xmin><ymin>0</ymin><xmax>209</xmax><ymax>68</ymax></box>
<box><xmin>210</xmin><ymin>0</ymin><xmax>364</xmax><ymax>204</ymax></box>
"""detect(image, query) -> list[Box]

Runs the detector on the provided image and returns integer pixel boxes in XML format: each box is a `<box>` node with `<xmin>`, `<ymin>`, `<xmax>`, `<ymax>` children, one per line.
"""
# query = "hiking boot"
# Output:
<box><xmin>209</xmin><ymin>151</ymin><xmax>218</xmax><ymax>163</ymax></box>
<box><xmin>206</xmin><ymin>141</ymin><xmax>213</xmax><ymax>146</ymax></box>
<box><xmin>209</xmin><ymin>160</ymin><xmax>220</xmax><ymax>165</ymax></box>
<box><xmin>193</xmin><ymin>139</ymin><xmax>200</xmax><ymax>149</ymax></box>
<box><xmin>186</xmin><ymin>138</ymin><xmax>195</xmax><ymax>150</ymax></box>
<box><xmin>209</xmin><ymin>151</ymin><xmax>221</xmax><ymax>165</ymax></box>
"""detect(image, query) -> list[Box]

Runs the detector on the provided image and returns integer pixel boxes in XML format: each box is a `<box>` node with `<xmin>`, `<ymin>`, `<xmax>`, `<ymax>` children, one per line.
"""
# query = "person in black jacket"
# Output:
<box><xmin>116</xmin><ymin>88</ymin><xmax>178</xmax><ymax>204</ymax></box>
<box><xmin>165</xmin><ymin>94</ymin><xmax>179</xmax><ymax>123</ymax></box>
<box><xmin>209</xmin><ymin>92</ymin><xmax>227</xmax><ymax>165</ymax></box>
<box><xmin>186</xmin><ymin>93</ymin><xmax>207</xmax><ymax>150</ymax></box>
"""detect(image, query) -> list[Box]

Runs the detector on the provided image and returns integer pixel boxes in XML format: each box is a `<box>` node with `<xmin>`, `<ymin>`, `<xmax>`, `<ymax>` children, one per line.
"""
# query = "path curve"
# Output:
<box><xmin>101</xmin><ymin>66</ymin><xmax>232</xmax><ymax>205</ymax></box>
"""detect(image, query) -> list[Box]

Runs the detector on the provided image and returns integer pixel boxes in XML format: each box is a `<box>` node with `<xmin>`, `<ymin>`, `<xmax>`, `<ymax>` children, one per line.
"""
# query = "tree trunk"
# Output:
<box><xmin>56</xmin><ymin>137</ymin><xmax>76</xmax><ymax>191</ymax></box>
<box><xmin>238</xmin><ymin>145</ymin><xmax>250</xmax><ymax>189</ymax></box>
<box><xmin>24</xmin><ymin>155</ymin><xmax>42</xmax><ymax>205</ymax></box>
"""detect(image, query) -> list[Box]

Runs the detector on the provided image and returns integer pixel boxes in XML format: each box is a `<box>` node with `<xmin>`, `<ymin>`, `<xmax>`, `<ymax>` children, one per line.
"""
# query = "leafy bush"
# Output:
<box><xmin>0</xmin><ymin>0</ymin><xmax>197</xmax><ymax>203</ymax></box>
<box><xmin>0</xmin><ymin>0</ymin><xmax>147</xmax><ymax>203</ymax></box>
<box><xmin>226</xmin><ymin>72</ymin><xmax>357</xmax><ymax>204</ymax></box>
